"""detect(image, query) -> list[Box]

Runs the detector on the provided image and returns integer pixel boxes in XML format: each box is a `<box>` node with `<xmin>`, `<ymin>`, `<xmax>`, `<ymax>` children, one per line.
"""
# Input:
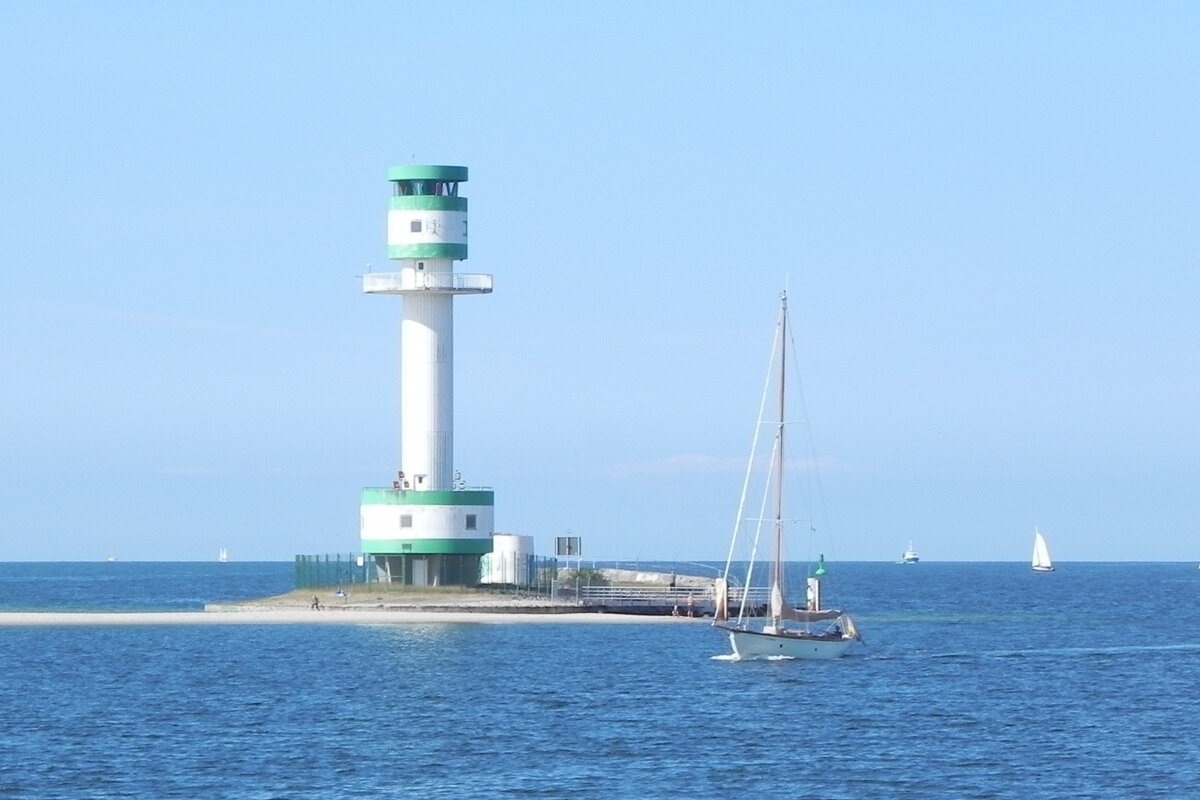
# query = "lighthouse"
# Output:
<box><xmin>359</xmin><ymin>165</ymin><xmax>495</xmax><ymax>586</ymax></box>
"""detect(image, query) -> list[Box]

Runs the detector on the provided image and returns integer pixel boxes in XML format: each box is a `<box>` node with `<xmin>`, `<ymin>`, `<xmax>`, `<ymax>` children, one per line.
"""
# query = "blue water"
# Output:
<box><xmin>1</xmin><ymin>562</ymin><xmax>1198</xmax><ymax>798</ymax></box>
<box><xmin>0</xmin><ymin>561</ymin><xmax>294</xmax><ymax>612</ymax></box>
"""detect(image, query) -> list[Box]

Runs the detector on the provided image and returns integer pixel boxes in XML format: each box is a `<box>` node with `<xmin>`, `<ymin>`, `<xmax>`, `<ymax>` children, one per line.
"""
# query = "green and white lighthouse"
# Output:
<box><xmin>360</xmin><ymin>165</ymin><xmax>495</xmax><ymax>585</ymax></box>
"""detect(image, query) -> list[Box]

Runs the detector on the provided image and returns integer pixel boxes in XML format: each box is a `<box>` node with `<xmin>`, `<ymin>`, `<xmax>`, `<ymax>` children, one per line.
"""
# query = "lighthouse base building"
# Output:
<box><xmin>359</xmin><ymin>487</ymin><xmax>495</xmax><ymax>586</ymax></box>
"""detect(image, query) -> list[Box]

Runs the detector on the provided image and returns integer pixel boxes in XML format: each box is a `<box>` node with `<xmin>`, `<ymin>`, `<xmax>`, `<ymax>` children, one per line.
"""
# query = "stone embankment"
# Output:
<box><xmin>206</xmin><ymin>568</ymin><xmax>719</xmax><ymax>616</ymax></box>
<box><xmin>205</xmin><ymin>588</ymin><xmax>585</xmax><ymax>615</ymax></box>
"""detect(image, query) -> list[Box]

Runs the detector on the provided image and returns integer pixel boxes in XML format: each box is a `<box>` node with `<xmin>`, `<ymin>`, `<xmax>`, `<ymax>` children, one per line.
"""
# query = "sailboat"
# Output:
<box><xmin>1031</xmin><ymin>528</ymin><xmax>1054</xmax><ymax>572</ymax></box>
<box><xmin>713</xmin><ymin>292</ymin><xmax>860</xmax><ymax>660</ymax></box>
<box><xmin>218</xmin><ymin>547</ymin><xmax>229</xmax><ymax>564</ymax></box>
<box><xmin>900</xmin><ymin>541</ymin><xmax>920</xmax><ymax>564</ymax></box>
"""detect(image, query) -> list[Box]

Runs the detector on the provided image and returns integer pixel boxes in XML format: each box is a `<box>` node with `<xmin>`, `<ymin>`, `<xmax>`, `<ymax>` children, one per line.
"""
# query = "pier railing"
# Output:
<box><xmin>575</xmin><ymin>585</ymin><xmax>771</xmax><ymax>614</ymax></box>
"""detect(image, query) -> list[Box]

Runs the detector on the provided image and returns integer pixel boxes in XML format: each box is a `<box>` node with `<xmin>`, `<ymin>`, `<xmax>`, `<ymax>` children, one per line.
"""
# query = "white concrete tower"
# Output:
<box><xmin>359</xmin><ymin>165</ymin><xmax>495</xmax><ymax>586</ymax></box>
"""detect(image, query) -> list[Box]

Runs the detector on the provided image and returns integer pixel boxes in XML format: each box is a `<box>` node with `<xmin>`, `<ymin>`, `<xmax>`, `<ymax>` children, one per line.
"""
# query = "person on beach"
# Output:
<box><xmin>310</xmin><ymin>595</ymin><xmax>321</xmax><ymax>610</ymax></box>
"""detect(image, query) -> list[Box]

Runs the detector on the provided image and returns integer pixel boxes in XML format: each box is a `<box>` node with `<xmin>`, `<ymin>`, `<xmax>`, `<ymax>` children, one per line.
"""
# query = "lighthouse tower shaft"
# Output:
<box><xmin>359</xmin><ymin>165</ymin><xmax>494</xmax><ymax>584</ymax></box>
<box><xmin>399</xmin><ymin>276</ymin><xmax>455</xmax><ymax>489</ymax></box>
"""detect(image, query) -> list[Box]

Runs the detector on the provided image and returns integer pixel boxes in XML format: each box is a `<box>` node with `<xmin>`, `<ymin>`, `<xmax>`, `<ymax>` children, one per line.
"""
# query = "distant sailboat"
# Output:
<box><xmin>218</xmin><ymin>548</ymin><xmax>229</xmax><ymax>563</ymax></box>
<box><xmin>1031</xmin><ymin>528</ymin><xmax>1054</xmax><ymax>572</ymax></box>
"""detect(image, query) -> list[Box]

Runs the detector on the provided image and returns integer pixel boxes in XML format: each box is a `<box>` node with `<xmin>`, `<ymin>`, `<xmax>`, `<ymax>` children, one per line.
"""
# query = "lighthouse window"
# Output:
<box><xmin>410</xmin><ymin>220</ymin><xmax>422</xmax><ymax>233</ymax></box>
<box><xmin>465</xmin><ymin>514</ymin><xmax>477</xmax><ymax>531</ymax></box>
<box><xmin>400</xmin><ymin>514</ymin><xmax>413</xmax><ymax>528</ymax></box>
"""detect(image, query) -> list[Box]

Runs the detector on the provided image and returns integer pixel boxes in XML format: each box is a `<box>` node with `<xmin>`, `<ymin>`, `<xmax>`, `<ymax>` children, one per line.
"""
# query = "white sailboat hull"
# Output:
<box><xmin>722</xmin><ymin>625</ymin><xmax>855</xmax><ymax>660</ymax></box>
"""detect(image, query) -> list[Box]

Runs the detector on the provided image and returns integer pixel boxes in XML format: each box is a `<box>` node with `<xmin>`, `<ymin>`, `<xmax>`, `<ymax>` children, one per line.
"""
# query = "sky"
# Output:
<box><xmin>1</xmin><ymin>2</ymin><xmax>1196</xmax><ymax>563</ymax></box>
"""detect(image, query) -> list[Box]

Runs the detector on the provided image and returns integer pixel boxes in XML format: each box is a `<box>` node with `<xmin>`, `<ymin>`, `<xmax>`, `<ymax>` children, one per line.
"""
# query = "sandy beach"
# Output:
<box><xmin>0</xmin><ymin>570</ymin><xmax>715</xmax><ymax>627</ymax></box>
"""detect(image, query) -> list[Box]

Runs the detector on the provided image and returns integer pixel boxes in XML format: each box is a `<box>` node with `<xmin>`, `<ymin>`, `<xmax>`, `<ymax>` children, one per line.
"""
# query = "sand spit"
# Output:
<box><xmin>0</xmin><ymin>609</ymin><xmax>704</xmax><ymax>628</ymax></box>
<box><xmin>0</xmin><ymin>569</ymin><xmax>717</xmax><ymax>627</ymax></box>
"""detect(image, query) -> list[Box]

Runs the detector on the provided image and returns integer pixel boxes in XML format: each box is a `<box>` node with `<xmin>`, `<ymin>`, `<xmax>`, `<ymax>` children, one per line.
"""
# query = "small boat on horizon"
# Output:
<box><xmin>1032</xmin><ymin>528</ymin><xmax>1054</xmax><ymax>572</ymax></box>
<box><xmin>218</xmin><ymin>548</ymin><xmax>229</xmax><ymax>563</ymax></box>
<box><xmin>899</xmin><ymin>541</ymin><xmax>920</xmax><ymax>564</ymax></box>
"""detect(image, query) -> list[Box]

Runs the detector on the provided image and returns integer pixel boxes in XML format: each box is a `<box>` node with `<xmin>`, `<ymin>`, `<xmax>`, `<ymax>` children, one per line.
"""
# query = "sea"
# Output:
<box><xmin>1</xmin><ymin>560</ymin><xmax>1197</xmax><ymax>799</ymax></box>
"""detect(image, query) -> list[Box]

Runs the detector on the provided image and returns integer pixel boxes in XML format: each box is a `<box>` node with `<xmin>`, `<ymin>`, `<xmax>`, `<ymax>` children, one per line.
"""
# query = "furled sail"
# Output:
<box><xmin>777</xmin><ymin>607</ymin><xmax>843</xmax><ymax>623</ymax></box>
<box><xmin>713</xmin><ymin>577</ymin><xmax>729</xmax><ymax>623</ymax></box>
<box><xmin>770</xmin><ymin>580</ymin><xmax>784</xmax><ymax>621</ymax></box>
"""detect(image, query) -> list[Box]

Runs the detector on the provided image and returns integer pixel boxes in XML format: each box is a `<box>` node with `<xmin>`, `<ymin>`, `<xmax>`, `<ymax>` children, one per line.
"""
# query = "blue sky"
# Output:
<box><xmin>1</xmin><ymin>2</ymin><xmax>1196</xmax><ymax>562</ymax></box>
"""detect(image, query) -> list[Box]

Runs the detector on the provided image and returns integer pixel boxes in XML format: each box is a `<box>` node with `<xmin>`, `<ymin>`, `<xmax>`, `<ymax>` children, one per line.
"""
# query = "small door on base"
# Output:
<box><xmin>412</xmin><ymin>558</ymin><xmax>429</xmax><ymax>587</ymax></box>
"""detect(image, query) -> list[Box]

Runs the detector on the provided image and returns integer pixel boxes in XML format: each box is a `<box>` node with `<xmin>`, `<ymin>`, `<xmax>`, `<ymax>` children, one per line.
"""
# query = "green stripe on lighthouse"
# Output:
<box><xmin>388</xmin><ymin>196</ymin><xmax>468</xmax><ymax>212</ymax></box>
<box><xmin>361</xmin><ymin>538</ymin><xmax>492</xmax><ymax>555</ymax></box>
<box><xmin>388</xmin><ymin>165</ymin><xmax>468</xmax><ymax>182</ymax></box>
<box><xmin>360</xmin><ymin>489</ymin><xmax>494</xmax><ymax>506</ymax></box>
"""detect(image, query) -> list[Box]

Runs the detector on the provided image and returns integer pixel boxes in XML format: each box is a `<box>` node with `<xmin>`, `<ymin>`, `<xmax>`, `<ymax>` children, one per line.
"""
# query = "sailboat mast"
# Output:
<box><xmin>773</xmin><ymin>293</ymin><xmax>787</xmax><ymax>603</ymax></box>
